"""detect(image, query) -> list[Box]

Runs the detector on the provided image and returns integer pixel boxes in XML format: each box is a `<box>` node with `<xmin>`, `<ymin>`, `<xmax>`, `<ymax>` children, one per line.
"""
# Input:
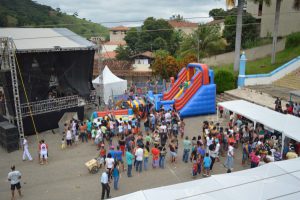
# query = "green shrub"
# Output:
<box><xmin>286</xmin><ymin>32</ymin><xmax>300</xmax><ymax>48</ymax></box>
<box><xmin>214</xmin><ymin>70</ymin><xmax>236</xmax><ymax>94</ymax></box>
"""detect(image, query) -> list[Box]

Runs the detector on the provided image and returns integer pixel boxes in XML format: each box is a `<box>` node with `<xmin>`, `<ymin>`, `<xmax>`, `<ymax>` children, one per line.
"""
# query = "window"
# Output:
<box><xmin>113</xmin><ymin>31</ymin><xmax>117</xmax><ymax>35</ymax></box>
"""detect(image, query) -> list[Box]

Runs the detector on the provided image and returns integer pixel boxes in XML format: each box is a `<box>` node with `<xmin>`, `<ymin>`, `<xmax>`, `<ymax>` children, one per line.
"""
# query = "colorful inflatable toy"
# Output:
<box><xmin>147</xmin><ymin>63</ymin><xmax>216</xmax><ymax>118</ymax></box>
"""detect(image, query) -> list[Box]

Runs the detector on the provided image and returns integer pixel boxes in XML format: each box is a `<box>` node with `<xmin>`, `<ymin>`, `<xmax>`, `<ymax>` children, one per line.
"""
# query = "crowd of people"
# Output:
<box><xmin>47</xmin><ymin>103</ymin><xmax>300</xmax><ymax>200</ymax></box>
<box><xmin>11</xmin><ymin>96</ymin><xmax>300</xmax><ymax>200</ymax></box>
<box><xmin>275</xmin><ymin>97</ymin><xmax>300</xmax><ymax>117</ymax></box>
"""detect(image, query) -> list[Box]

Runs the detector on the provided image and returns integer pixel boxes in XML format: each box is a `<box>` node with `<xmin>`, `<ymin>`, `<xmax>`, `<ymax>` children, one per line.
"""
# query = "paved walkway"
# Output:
<box><xmin>226</xmin><ymin>87</ymin><xmax>288</xmax><ymax>109</ymax></box>
<box><xmin>247</xmin><ymin>85</ymin><xmax>300</xmax><ymax>102</ymax></box>
<box><xmin>0</xmin><ymin>114</ymin><xmax>246</xmax><ymax>200</ymax></box>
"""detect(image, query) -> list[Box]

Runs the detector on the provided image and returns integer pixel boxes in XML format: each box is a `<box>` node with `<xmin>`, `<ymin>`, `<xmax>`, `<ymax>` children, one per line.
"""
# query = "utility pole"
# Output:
<box><xmin>197</xmin><ymin>34</ymin><xmax>201</xmax><ymax>63</ymax></box>
<box><xmin>197</xmin><ymin>37</ymin><xmax>200</xmax><ymax>63</ymax></box>
<box><xmin>97</xmin><ymin>40</ymin><xmax>105</xmax><ymax>110</ymax></box>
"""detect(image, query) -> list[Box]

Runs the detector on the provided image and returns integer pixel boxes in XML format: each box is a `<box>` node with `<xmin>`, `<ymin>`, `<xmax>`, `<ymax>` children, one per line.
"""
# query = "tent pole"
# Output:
<box><xmin>281</xmin><ymin>135</ymin><xmax>285</xmax><ymax>155</ymax></box>
<box><xmin>217</xmin><ymin>106</ymin><xmax>219</xmax><ymax>122</ymax></box>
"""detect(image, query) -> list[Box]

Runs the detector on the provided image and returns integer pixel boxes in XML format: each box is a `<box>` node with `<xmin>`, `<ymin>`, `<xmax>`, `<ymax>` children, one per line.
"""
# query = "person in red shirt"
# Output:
<box><xmin>151</xmin><ymin>144</ymin><xmax>160</xmax><ymax>168</ymax></box>
<box><xmin>286</xmin><ymin>104</ymin><xmax>293</xmax><ymax>114</ymax></box>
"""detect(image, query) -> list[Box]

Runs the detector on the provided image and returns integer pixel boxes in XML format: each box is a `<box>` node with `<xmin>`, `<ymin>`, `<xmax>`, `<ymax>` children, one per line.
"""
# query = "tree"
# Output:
<box><xmin>151</xmin><ymin>50</ymin><xmax>179</xmax><ymax>79</ymax></box>
<box><xmin>124</xmin><ymin>28</ymin><xmax>142</xmax><ymax>54</ymax></box>
<box><xmin>170</xmin><ymin>14</ymin><xmax>184</xmax><ymax>21</ymax></box>
<box><xmin>179</xmin><ymin>24</ymin><xmax>226</xmax><ymax>60</ymax></box>
<box><xmin>223</xmin><ymin>13</ymin><xmax>259</xmax><ymax>50</ymax></box>
<box><xmin>215</xmin><ymin>70</ymin><xmax>236</xmax><ymax>93</ymax></box>
<box><xmin>209</xmin><ymin>8</ymin><xmax>227</xmax><ymax>20</ymax></box>
<box><xmin>124</xmin><ymin>17</ymin><xmax>178</xmax><ymax>54</ymax></box>
<box><xmin>224</xmin><ymin>0</ymin><xmax>245</xmax><ymax>72</ymax></box>
<box><xmin>178</xmin><ymin>53</ymin><xmax>198</xmax><ymax>69</ymax></box>
<box><xmin>115</xmin><ymin>45</ymin><xmax>131</xmax><ymax>61</ymax></box>
<box><xmin>153</xmin><ymin>37</ymin><xmax>167</xmax><ymax>51</ymax></box>
<box><xmin>251</xmin><ymin>0</ymin><xmax>300</xmax><ymax>64</ymax></box>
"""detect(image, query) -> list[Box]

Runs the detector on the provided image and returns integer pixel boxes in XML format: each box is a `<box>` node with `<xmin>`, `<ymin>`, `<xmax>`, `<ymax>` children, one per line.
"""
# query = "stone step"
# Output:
<box><xmin>272</xmin><ymin>68</ymin><xmax>300</xmax><ymax>90</ymax></box>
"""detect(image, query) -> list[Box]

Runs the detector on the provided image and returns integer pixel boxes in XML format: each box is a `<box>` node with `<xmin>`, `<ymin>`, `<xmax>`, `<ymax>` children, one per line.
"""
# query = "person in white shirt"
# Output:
<box><xmin>215</xmin><ymin>139</ymin><xmax>221</xmax><ymax>162</ymax></box>
<box><xmin>105</xmin><ymin>153</ymin><xmax>114</xmax><ymax>180</ymax></box>
<box><xmin>224</xmin><ymin>142</ymin><xmax>234</xmax><ymax>172</ymax></box>
<box><xmin>39</xmin><ymin>140</ymin><xmax>48</xmax><ymax>165</ymax></box>
<box><xmin>135</xmin><ymin>145</ymin><xmax>144</xmax><ymax>173</ymax></box>
<box><xmin>22</xmin><ymin>137</ymin><xmax>33</xmax><ymax>161</ymax></box>
<box><xmin>66</xmin><ymin>128</ymin><xmax>72</xmax><ymax>147</ymax></box>
<box><xmin>8</xmin><ymin>165</ymin><xmax>22</xmax><ymax>200</ymax></box>
<box><xmin>100</xmin><ymin>169</ymin><xmax>110</xmax><ymax>199</ymax></box>
<box><xmin>165</xmin><ymin>111</ymin><xmax>171</xmax><ymax>123</ymax></box>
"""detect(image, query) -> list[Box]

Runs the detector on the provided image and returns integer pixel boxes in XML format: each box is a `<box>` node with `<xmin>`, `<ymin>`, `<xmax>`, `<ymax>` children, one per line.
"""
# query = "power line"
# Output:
<box><xmin>18</xmin><ymin>11</ymin><xmax>300</xmax><ymax>28</ymax></box>
<box><xmin>11</xmin><ymin>22</ymin><xmax>262</xmax><ymax>41</ymax></box>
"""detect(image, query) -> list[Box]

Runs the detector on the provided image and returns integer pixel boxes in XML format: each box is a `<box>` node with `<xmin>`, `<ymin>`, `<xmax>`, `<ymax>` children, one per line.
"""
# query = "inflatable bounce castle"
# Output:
<box><xmin>148</xmin><ymin>63</ymin><xmax>216</xmax><ymax>118</ymax></box>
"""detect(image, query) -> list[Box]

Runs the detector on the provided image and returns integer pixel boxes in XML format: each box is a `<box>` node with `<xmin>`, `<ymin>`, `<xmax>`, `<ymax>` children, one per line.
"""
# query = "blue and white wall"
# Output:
<box><xmin>240</xmin><ymin>56</ymin><xmax>300</xmax><ymax>86</ymax></box>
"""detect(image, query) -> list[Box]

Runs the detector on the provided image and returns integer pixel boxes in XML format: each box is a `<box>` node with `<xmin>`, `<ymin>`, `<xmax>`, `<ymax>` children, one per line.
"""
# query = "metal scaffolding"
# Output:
<box><xmin>0</xmin><ymin>37</ymin><xmax>25</xmax><ymax>139</ymax></box>
<box><xmin>20</xmin><ymin>95</ymin><xmax>80</xmax><ymax>117</ymax></box>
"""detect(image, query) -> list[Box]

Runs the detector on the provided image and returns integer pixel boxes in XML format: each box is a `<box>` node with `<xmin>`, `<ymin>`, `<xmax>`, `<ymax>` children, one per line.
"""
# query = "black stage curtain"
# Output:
<box><xmin>15</xmin><ymin>50</ymin><xmax>95</xmax><ymax>102</ymax></box>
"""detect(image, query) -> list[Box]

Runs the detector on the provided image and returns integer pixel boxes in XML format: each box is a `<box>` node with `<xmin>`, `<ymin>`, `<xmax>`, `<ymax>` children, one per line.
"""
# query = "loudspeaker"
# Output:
<box><xmin>3</xmin><ymin>86</ymin><xmax>13</xmax><ymax>102</ymax></box>
<box><xmin>0</xmin><ymin>121</ymin><xmax>19</xmax><ymax>143</ymax></box>
<box><xmin>0</xmin><ymin>71</ymin><xmax>12</xmax><ymax>87</ymax></box>
<box><xmin>2</xmin><ymin>141</ymin><xmax>19</xmax><ymax>153</ymax></box>
<box><xmin>3</xmin><ymin>100</ymin><xmax>15</xmax><ymax>116</ymax></box>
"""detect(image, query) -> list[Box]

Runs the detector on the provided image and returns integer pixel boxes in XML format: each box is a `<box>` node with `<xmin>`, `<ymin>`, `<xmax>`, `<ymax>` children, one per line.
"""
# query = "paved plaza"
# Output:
<box><xmin>0</xmin><ymin>114</ymin><xmax>246</xmax><ymax>200</ymax></box>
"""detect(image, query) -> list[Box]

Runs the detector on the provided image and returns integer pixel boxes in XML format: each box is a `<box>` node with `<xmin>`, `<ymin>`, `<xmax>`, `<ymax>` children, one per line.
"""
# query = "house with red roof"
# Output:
<box><xmin>168</xmin><ymin>20</ymin><xmax>198</xmax><ymax>35</ymax></box>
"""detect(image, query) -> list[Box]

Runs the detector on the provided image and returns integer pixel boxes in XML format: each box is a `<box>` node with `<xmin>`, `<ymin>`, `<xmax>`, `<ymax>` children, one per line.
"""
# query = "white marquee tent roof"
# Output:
<box><xmin>92</xmin><ymin>66</ymin><xmax>127</xmax><ymax>104</ymax></box>
<box><xmin>113</xmin><ymin>158</ymin><xmax>300</xmax><ymax>200</ymax></box>
<box><xmin>93</xmin><ymin>66</ymin><xmax>126</xmax><ymax>85</ymax></box>
<box><xmin>0</xmin><ymin>28</ymin><xmax>95</xmax><ymax>51</ymax></box>
<box><xmin>218</xmin><ymin>100</ymin><xmax>300</xmax><ymax>142</ymax></box>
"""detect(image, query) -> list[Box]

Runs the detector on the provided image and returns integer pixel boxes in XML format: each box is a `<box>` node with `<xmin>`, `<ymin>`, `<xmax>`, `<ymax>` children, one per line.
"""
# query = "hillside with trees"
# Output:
<box><xmin>0</xmin><ymin>0</ymin><xmax>108</xmax><ymax>38</ymax></box>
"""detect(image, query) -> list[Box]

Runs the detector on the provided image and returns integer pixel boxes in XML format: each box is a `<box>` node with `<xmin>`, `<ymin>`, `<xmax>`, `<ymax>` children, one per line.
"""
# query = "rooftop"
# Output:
<box><xmin>131</xmin><ymin>51</ymin><xmax>154</xmax><ymax>59</ymax></box>
<box><xmin>206</xmin><ymin>19</ymin><xmax>225</xmax><ymax>25</ymax></box>
<box><xmin>0</xmin><ymin>28</ymin><xmax>95</xmax><ymax>52</ymax></box>
<box><xmin>104</xmin><ymin>41</ymin><xmax>126</xmax><ymax>45</ymax></box>
<box><xmin>109</xmin><ymin>26</ymin><xmax>129</xmax><ymax>31</ymax></box>
<box><xmin>168</xmin><ymin>20</ymin><xmax>198</xmax><ymax>28</ymax></box>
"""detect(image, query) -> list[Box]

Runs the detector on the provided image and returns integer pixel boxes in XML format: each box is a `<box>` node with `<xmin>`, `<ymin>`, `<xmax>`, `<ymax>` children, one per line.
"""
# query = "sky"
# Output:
<box><xmin>35</xmin><ymin>0</ymin><xmax>227</xmax><ymax>27</ymax></box>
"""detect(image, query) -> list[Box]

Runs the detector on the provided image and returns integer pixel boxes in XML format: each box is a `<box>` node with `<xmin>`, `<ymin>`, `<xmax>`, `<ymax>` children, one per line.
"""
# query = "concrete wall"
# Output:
<box><xmin>202</xmin><ymin>39</ymin><xmax>286</xmax><ymax>66</ymax></box>
<box><xmin>247</xmin><ymin>0</ymin><xmax>300</xmax><ymax>37</ymax></box>
<box><xmin>110</xmin><ymin>31</ymin><xmax>126</xmax><ymax>42</ymax></box>
<box><xmin>244</xmin><ymin>56</ymin><xmax>300</xmax><ymax>86</ymax></box>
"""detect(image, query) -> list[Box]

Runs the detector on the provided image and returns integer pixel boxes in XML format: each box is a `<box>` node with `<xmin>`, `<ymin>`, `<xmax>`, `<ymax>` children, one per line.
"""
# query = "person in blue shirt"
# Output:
<box><xmin>125</xmin><ymin>147</ymin><xmax>134</xmax><ymax>177</ymax></box>
<box><xmin>112</xmin><ymin>162</ymin><xmax>120</xmax><ymax>190</ymax></box>
<box><xmin>109</xmin><ymin>146</ymin><xmax>116</xmax><ymax>159</ymax></box>
<box><xmin>197</xmin><ymin>144</ymin><xmax>206</xmax><ymax>157</ymax></box>
<box><xmin>87</xmin><ymin>120</ymin><xmax>93</xmax><ymax>139</ymax></box>
<box><xmin>115</xmin><ymin>146</ymin><xmax>124</xmax><ymax>171</ymax></box>
<box><xmin>203</xmin><ymin>153</ymin><xmax>212</xmax><ymax>177</ymax></box>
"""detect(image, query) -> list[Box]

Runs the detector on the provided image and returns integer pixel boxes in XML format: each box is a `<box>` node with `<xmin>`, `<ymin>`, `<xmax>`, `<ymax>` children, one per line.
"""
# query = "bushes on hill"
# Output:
<box><xmin>214</xmin><ymin>70</ymin><xmax>236</xmax><ymax>94</ymax></box>
<box><xmin>286</xmin><ymin>32</ymin><xmax>300</xmax><ymax>48</ymax></box>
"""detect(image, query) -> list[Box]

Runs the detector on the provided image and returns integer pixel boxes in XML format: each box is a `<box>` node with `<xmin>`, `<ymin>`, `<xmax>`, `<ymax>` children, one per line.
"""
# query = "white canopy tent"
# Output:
<box><xmin>92</xmin><ymin>66</ymin><xmax>127</xmax><ymax>104</ymax></box>
<box><xmin>217</xmin><ymin>100</ymin><xmax>300</xmax><ymax>145</ymax></box>
<box><xmin>112</xmin><ymin>158</ymin><xmax>300</xmax><ymax>200</ymax></box>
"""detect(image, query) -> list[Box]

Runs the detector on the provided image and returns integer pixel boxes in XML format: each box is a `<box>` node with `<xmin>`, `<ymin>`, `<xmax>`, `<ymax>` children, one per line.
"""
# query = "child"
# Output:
<box><xmin>197</xmin><ymin>154</ymin><xmax>203</xmax><ymax>175</ymax></box>
<box><xmin>192</xmin><ymin>161</ymin><xmax>198</xmax><ymax>177</ymax></box>
<box><xmin>61</xmin><ymin>138</ymin><xmax>66</xmax><ymax>150</ymax></box>
<box><xmin>74</xmin><ymin>131</ymin><xmax>79</xmax><ymax>145</ymax></box>
<box><xmin>235</xmin><ymin>132</ymin><xmax>240</xmax><ymax>148</ymax></box>
<box><xmin>91</xmin><ymin>127</ymin><xmax>96</xmax><ymax>141</ymax></box>
<box><xmin>179</xmin><ymin>119</ymin><xmax>185</xmax><ymax>138</ymax></box>
<box><xmin>203</xmin><ymin>153</ymin><xmax>212</xmax><ymax>177</ymax></box>
<box><xmin>99</xmin><ymin>144</ymin><xmax>106</xmax><ymax>167</ymax></box>
<box><xmin>172</xmin><ymin>121</ymin><xmax>178</xmax><ymax>136</ymax></box>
